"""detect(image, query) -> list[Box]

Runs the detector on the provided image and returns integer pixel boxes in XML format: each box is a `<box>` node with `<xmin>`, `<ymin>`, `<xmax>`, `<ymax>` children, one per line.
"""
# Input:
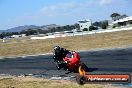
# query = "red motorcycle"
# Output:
<box><xmin>53</xmin><ymin>47</ymin><xmax>87</xmax><ymax>72</ymax></box>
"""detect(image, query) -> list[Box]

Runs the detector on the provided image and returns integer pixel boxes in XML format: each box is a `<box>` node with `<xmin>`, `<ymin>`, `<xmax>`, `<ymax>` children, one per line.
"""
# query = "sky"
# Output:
<box><xmin>0</xmin><ymin>0</ymin><xmax>132</xmax><ymax>30</ymax></box>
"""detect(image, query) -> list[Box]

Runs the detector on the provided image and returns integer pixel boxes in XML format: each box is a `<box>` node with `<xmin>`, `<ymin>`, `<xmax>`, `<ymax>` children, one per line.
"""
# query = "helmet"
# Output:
<box><xmin>54</xmin><ymin>45</ymin><xmax>61</xmax><ymax>50</ymax></box>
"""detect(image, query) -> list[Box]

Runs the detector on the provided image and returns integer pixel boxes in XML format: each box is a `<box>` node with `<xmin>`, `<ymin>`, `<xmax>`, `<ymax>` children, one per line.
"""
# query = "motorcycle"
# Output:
<box><xmin>53</xmin><ymin>48</ymin><xmax>87</xmax><ymax>72</ymax></box>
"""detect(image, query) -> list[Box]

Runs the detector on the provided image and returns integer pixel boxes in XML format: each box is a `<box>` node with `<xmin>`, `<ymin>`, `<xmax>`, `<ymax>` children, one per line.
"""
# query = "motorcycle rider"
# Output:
<box><xmin>53</xmin><ymin>46</ymin><xmax>70</xmax><ymax>70</ymax></box>
<box><xmin>53</xmin><ymin>46</ymin><xmax>84</xmax><ymax>72</ymax></box>
<box><xmin>53</xmin><ymin>46</ymin><xmax>86</xmax><ymax>72</ymax></box>
<box><xmin>53</xmin><ymin>45</ymin><xmax>69</xmax><ymax>62</ymax></box>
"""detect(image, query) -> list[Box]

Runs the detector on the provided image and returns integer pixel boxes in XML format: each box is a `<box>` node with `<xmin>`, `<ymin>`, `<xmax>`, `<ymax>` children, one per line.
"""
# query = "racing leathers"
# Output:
<box><xmin>53</xmin><ymin>47</ymin><xmax>69</xmax><ymax>62</ymax></box>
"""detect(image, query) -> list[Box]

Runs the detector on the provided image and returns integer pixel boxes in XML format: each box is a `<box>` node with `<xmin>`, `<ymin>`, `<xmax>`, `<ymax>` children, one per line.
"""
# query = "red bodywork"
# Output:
<box><xmin>63</xmin><ymin>52</ymin><xmax>81</xmax><ymax>71</ymax></box>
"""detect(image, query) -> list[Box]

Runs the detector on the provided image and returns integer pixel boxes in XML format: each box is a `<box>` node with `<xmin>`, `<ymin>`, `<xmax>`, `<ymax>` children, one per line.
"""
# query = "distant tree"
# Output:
<box><xmin>101</xmin><ymin>20</ymin><xmax>108</xmax><ymax>29</ymax></box>
<box><xmin>56</xmin><ymin>27</ymin><xmax>61</xmax><ymax>32</ymax></box>
<box><xmin>89</xmin><ymin>26</ymin><xmax>98</xmax><ymax>31</ymax></box>
<box><xmin>71</xmin><ymin>25</ymin><xmax>75</xmax><ymax>29</ymax></box>
<box><xmin>122</xmin><ymin>14</ymin><xmax>128</xmax><ymax>18</ymax></box>
<box><xmin>110</xmin><ymin>13</ymin><xmax>121</xmax><ymax>18</ymax></box>
<box><xmin>62</xmin><ymin>26</ymin><xmax>67</xmax><ymax>31</ymax></box>
<box><xmin>42</xmin><ymin>30</ymin><xmax>48</xmax><ymax>34</ymax></box>
<box><xmin>110</xmin><ymin>13</ymin><xmax>129</xmax><ymax>21</ymax></box>
<box><xmin>1</xmin><ymin>32</ymin><xmax>6</xmax><ymax>37</ymax></box>
<box><xmin>83</xmin><ymin>28</ymin><xmax>88</xmax><ymax>31</ymax></box>
<box><xmin>37</xmin><ymin>29</ymin><xmax>42</xmax><ymax>34</ymax></box>
<box><xmin>122</xmin><ymin>14</ymin><xmax>128</xmax><ymax>17</ymax></box>
<box><xmin>65</xmin><ymin>25</ymin><xmax>74</xmax><ymax>31</ymax></box>
<box><xmin>28</xmin><ymin>29</ymin><xmax>37</xmax><ymax>35</ymax></box>
<box><xmin>0</xmin><ymin>34</ymin><xmax>4</xmax><ymax>39</ymax></box>
<box><xmin>92</xmin><ymin>20</ymin><xmax>108</xmax><ymax>29</ymax></box>
<box><xmin>20</xmin><ymin>30</ymin><xmax>27</xmax><ymax>34</ymax></box>
<box><xmin>20</xmin><ymin>29</ymin><xmax>37</xmax><ymax>36</ymax></box>
<box><xmin>130</xmin><ymin>21</ymin><xmax>132</xmax><ymax>24</ymax></box>
<box><xmin>65</xmin><ymin>25</ymin><xmax>71</xmax><ymax>31</ymax></box>
<box><xmin>101</xmin><ymin>24</ymin><xmax>107</xmax><ymax>29</ymax></box>
<box><xmin>92</xmin><ymin>21</ymin><xmax>101</xmax><ymax>27</ymax></box>
<box><xmin>49</xmin><ymin>27</ymin><xmax>56</xmax><ymax>33</ymax></box>
<box><xmin>5</xmin><ymin>32</ymin><xmax>11</xmax><ymax>36</ymax></box>
<box><xmin>12</xmin><ymin>32</ymin><xmax>19</xmax><ymax>35</ymax></box>
<box><xmin>74</xmin><ymin>23</ymin><xmax>80</xmax><ymax>30</ymax></box>
<box><xmin>112</xmin><ymin>25</ymin><xmax>116</xmax><ymax>28</ymax></box>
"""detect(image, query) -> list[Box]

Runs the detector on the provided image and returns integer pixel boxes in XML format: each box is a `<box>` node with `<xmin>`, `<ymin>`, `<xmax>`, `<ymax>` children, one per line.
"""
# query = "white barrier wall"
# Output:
<box><xmin>31</xmin><ymin>35</ymin><xmax>55</xmax><ymax>39</ymax></box>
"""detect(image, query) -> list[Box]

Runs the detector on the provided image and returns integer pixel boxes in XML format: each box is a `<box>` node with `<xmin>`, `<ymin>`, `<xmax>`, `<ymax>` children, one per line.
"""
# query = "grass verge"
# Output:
<box><xmin>0</xmin><ymin>30</ymin><xmax>132</xmax><ymax>57</ymax></box>
<box><xmin>0</xmin><ymin>77</ymin><xmax>104</xmax><ymax>88</ymax></box>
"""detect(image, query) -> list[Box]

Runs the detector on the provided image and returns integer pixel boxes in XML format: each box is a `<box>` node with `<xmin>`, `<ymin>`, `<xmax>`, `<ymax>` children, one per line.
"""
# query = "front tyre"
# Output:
<box><xmin>76</xmin><ymin>76</ymin><xmax>86</xmax><ymax>85</ymax></box>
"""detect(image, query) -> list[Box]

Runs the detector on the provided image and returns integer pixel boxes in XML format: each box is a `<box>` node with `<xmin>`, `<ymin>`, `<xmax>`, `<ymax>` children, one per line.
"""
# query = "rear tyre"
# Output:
<box><xmin>76</xmin><ymin>76</ymin><xmax>86</xmax><ymax>85</ymax></box>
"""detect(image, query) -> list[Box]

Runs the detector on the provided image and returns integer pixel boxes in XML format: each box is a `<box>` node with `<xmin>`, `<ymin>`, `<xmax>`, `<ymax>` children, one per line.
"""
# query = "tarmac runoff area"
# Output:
<box><xmin>0</xmin><ymin>46</ymin><xmax>132</xmax><ymax>83</ymax></box>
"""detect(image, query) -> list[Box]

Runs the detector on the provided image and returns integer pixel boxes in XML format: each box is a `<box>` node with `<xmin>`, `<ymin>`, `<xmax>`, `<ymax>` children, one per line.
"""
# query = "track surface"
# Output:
<box><xmin>0</xmin><ymin>47</ymin><xmax>132</xmax><ymax>77</ymax></box>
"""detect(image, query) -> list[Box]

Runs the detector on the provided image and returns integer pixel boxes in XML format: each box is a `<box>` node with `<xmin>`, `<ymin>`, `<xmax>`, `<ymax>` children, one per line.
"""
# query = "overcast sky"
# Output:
<box><xmin>0</xmin><ymin>0</ymin><xmax>132</xmax><ymax>30</ymax></box>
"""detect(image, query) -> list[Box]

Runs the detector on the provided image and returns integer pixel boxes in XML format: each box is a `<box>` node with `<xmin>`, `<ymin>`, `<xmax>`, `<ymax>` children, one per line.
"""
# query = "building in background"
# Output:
<box><xmin>78</xmin><ymin>19</ymin><xmax>92</xmax><ymax>31</ymax></box>
<box><xmin>109</xmin><ymin>16</ymin><xmax>132</xmax><ymax>28</ymax></box>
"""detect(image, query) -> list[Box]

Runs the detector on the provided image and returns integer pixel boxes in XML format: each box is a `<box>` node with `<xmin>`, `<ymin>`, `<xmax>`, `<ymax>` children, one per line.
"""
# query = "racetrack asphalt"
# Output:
<box><xmin>0</xmin><ymin>47</ymin><xmax>132</xmax><ymax>78</ymax></box>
